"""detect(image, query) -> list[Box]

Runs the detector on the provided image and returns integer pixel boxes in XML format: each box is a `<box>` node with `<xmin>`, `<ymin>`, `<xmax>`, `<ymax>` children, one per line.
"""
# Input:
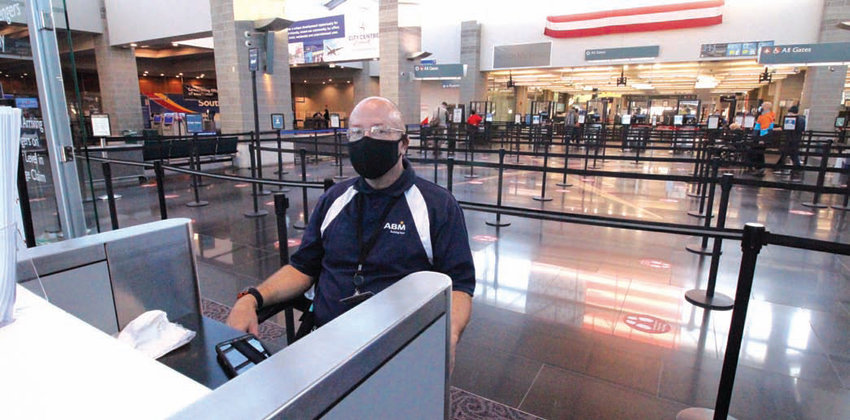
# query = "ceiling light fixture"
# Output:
<box><xmin>130</xmin><ymin>43</ymin><xmax>137</xmax><ymax>47</ymax></box>
<box><xmin>172</xmin><ymin>42</ymin><xmax>179</xmax><ymax>47</ymax></box>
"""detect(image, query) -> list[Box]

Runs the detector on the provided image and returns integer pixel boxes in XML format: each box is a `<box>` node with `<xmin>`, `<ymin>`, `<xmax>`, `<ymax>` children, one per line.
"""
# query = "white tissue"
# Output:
<box><xmin>117</xmin><ymin>310</ymin><xmax>196</xmax><ymax>359</ymax></box>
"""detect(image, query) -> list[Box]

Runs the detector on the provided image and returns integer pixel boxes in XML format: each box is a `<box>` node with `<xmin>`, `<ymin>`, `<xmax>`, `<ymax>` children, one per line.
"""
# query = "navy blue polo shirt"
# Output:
<box><xmin>289</xmin><ymin>158</ymin><xmax>475</xmax><ymax>326</ymax></box>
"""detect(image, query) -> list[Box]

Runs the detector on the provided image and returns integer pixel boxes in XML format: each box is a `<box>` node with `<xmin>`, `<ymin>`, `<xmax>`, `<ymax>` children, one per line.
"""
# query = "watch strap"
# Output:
<box><xmin>238</xmin><ymin>287</ymin><xmax>264</xmax><ymax>310</ymax></box>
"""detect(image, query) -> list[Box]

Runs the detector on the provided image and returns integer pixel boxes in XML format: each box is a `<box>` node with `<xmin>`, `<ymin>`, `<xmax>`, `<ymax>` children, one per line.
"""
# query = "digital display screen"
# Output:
<box><xmin>707</xmin><ymin>116</ymin><xmax>719</xmax><ymax>130</ymax></box>
<box><xmin>163</xmin><ymin>114</ymin><xmax>174</xmax><ymax>125</ymax></box>
<box><xmin>673</xmin><ymin>115</ymin><xmax>684</xmax><ymax>126</ymax></box>
<box><xmin>153</xmin><ymin>115</ymin><xmax>162</xmax><ymax>124</ymax></box>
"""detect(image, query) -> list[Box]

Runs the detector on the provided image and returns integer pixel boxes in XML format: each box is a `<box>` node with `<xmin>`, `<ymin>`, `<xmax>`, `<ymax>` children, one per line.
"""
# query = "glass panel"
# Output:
<box><xmin>1</xmin><ymin>0</ymin><xmax>88</xmax><ymax>244</ymax></box>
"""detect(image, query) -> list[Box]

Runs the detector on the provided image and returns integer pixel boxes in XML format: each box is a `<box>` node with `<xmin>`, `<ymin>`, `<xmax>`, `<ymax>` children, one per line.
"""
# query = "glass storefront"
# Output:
<box><xmin>3</xmin><ymin>0</ymin><xmax>89</xmax><ymax>245</ymax></box>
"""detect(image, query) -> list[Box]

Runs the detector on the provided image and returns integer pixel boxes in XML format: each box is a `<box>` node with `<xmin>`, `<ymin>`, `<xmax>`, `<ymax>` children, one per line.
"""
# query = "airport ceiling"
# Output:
<box><xmin>486</xmin><ymin>60</ymin><xmax>828</xmax><ymax>96</ymax></box>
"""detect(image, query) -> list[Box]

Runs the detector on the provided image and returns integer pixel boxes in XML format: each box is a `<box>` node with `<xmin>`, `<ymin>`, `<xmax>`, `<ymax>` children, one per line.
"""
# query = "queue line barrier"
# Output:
<box><xmin>60</xmin><ymin>148</ymin><xmax>850</xmax><ymax>420</ymax></box>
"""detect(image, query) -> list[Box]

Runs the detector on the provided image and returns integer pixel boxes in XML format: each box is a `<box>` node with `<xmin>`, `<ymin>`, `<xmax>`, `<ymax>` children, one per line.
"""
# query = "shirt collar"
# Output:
<box><xmin>354</xmin><ymin>158</ymin><xmax>416</xmax><ymax>197</ymax></box>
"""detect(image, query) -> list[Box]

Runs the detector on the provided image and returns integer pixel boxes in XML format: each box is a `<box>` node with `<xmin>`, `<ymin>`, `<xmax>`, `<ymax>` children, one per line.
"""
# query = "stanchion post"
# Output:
<box><xmin>687</xmin><ymin>159</ymin><xmax>720</xmax><ymax>252</ymax></box>
<box><xmin>557</xmin><ymin>139</ymin><xmax>573</xmax><ymax>187</ymax></box>
<box><xmin>803</xmin><ymin>131</ymin><xmax>813</xmax><ymax>167</ymax></box>
<box><xmin>714</xmin><ymin>223</ymin><xmax>765</xmax><ymax>419</ymax></box>
<box><xmin>273</xmin><ymin>193</ymin><xmax>291</xmax><ymax>267</ymax></box>
<box><xmin>154</xmin><ymin>160</ymin><xmax>168</xmax><ymax>220</ymax></box>
<box><xmin>447</xmin><ymin>157</ymin><xmax>455</xmax><ymax>193</ymax></box>
<box><xmin>243</xmin><ymin>143</ymin><xmax>268</xmax><ymax>217</ymax></box>
<box><xmin>16</xmin><ymin>152</ymin><xmax>36</xmax><ymax>247</ymax></box>
<box><xmin>802</xmin><ymin>140</ymin><xmax>831</xmax><ymax>208</ymax></box>
<box><xmin>486</xmin><ymin>149</ymin><xmax>511</xmax><ymax>227</ymax></box>
<box><xmin>688</xmin><ymin>148</ymin><xmax>713</xmax><ymax>218</ymax></box>
<box><xmin>294</xmin><ymin>148</ymin><xmax>309</xmax><ymax>229</ymax></box>
<box><xmin>255</xmin><ymin>131</ymin><xmax>270</xmax><ymax>195</ymax></box>
<box><xmin>433</xmin><ymin>131</ymin><xmax>439</xmax><ymax>183</ymax></box>
<box><xmin>831</xmin><ymin>165</ymin><xmax>850</xmax><ymax>211</ymax></box>
<box><xmin>313</xmin><ymin>131</ymin><xmax>319</xmax><ymax>164</ymax></box>
<box><xmin>187</xmin><ymin>134</ymin><xmax>209</xmax><ymax>208</ymax></box>
<box><xmin>706</xmin><ymin>174</ymin><xmax>734</xmax><ymax>288</ymax></box>
<box><xmin>101</xmin><ymin>162</ymin><xmax>119</xmax><ymax>230</ymax></box>
<box><xmin>533</xmin><ymin>137</ymin><xmax>553</xmax><ymax>202</ymax></box>
<box><xmin>464</xmin><ymin>131</ymin><xmax>478</xmax><ymax>179</ymax></box>
<box><xmin>685</xmin><ymin>173</ymin><xmax>735</xmax><ymax>311</ymax></box>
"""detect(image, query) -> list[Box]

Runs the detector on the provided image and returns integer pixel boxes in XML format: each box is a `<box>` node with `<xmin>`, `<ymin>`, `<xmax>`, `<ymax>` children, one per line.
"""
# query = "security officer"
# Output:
<box><xmin>227</xmin><ymin>96</ymin><xmax>475</xmax><ymax>371</ymax></box>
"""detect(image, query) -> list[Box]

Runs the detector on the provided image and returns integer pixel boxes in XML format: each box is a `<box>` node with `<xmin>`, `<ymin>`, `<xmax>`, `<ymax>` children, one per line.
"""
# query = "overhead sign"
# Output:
<box><xmin>758</xmin><ymin>42</ymin><xmax>850</xmax><ymax>65</ymax></box>
<box><xmin>91</xmin><ymin>114</ymin><xmax>111</xmax><ymax>137</ymax></box>
<box><xmin>185</xmin><ymin>114</ymin><xmax>203</xmax><ymax>133</ymax></box>
<box><xmin>287</xmin><ymin>1</ymin><xmax>379</xmax><ymax>65</ymax></box>
<box><xmin>585</xmin><ymin>46</ymin><xmax>659</xmax><ymax>61</ymax></box>
<box><xmin>545</xmin><ymin>0</ymin><xmax>723</xmax><ymax>38</ymax></box>
<box><xmin>413</xmin><ymin>64</ymin><xmax>465</xmax><ymax>80</ymax></box>
<box><xmin>701</xmin><ymin>41</ymin><xmax>773</xmax><ymax>59</ymax></box>
<box><xmin>441</xmin><ymin>81</ymin><xmax>460</xmax><ymax>89</ymax></box>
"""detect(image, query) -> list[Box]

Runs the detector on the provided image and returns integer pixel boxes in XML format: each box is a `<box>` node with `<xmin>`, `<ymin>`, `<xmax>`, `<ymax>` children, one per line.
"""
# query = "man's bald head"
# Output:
<box><xmin>762</xmin><ymin>101</ymin><xmax>773</xmax><ymax>112</ymax></box>
<box><xmin>350</xmin><ymin>97</ymin><xmax>405</xmax><ymax>131</ymax></box>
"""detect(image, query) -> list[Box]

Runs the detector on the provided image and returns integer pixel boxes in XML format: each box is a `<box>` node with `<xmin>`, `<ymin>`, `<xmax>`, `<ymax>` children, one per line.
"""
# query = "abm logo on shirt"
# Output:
<box><xmin>384</xmin><ymin>220</ymin><xmax>406</xmax><ymax>235</ymax></box>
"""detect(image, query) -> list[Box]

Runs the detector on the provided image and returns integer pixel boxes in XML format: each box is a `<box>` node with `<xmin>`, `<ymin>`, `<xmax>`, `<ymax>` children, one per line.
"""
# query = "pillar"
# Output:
<box><xmin>798</xmin><ymin>1</ymin><xmax>850</xmax><ymax>131</ymax></box>
<box><xmin>459</xmin><ymin>21</ymin><xmax>486</xmax><ymax>107</ymax></box>
<box><xmin>93</xmin><ymin>0</ymin><xmax>143</xmax><ymax>134</ymax></box>
<box><xmin>379</xmin><ymin>0</ymin><xmax>421</xmax><ymax>125</ymax></box>
<box><xmin>353</xmin><ymin>60</ymin><xmax>380</xmax><ymax>104</ymax></box>
<box><xmin>210</xmin><ymin>0</ymin><xmax>294</xmax><ymax>134</ymax></box>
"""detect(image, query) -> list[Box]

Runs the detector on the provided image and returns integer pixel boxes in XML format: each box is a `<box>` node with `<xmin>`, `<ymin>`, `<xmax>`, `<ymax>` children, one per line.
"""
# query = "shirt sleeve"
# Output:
<box><xmin>431</xmin><ymin>198</ymin><xmax>476</xmax><ymax>296</ymax></box>
<box><xmin>289</xmin><ymin>194</ymin><xmax>330</xmax><ymax>279</ymax></box>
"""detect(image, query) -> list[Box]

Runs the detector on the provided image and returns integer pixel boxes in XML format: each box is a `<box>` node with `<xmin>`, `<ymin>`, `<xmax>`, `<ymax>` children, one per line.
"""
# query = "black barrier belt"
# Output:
<box><xmin>458</xmin><ymin>200</ymin><xmax>744</xmax><ymax>241</ymax></box>
<box><xmin>767</xmin><ymin>233</ymin><xmax>850</xmax><ymax>256</ymax></box>
<box><xmin>76</xmin><ymin>154</ymin><xmax>325</xmax><ymax>189</ymax></box>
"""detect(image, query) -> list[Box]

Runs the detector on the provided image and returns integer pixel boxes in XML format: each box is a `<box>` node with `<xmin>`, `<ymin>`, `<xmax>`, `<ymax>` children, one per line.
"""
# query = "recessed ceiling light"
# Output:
<box><xmin>178</xmin><ymin>72</ymin><xmax>183</xmax><ymax>76</ymax></box>
<box><xmin>130</xmin><ymin>43</ymin><xmax>138</xmax><ymax>47</ymax></box>
<box><xmin>160</xmin><ymin>73</ymin><xmax>165</xmax><ymax>76</ymax></box>
<box><xmin>328</xmin><ymin>78</ymin><xmax>332</xmax><ymax>81</ymax></box>
<box><xmin>172</xmin><ymin>42</ymin><xmax>179</xmax><ymax>47</ymax></box>
<box><xmin>303</xmin><ymin>80</ymin><xmax>307</xmax><ymax>83</ymax></box>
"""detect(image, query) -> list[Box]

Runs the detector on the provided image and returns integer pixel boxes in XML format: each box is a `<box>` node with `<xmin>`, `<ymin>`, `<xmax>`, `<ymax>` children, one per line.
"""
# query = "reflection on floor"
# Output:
<box><xmin>48</xmin><ymin>144</ymin><xmax>850</xmax><ymax>419</ymax></box>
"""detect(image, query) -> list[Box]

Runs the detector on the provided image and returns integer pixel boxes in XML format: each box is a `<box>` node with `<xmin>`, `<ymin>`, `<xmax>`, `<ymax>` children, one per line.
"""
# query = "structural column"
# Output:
<box><xmin>798</xmin><ymin>1</ymin><xmax>850</xmax><ymax>131</ymax></box>
<box><xmin>209</xmin><ymin>0</ymin><xmax>294</xmax><ymax>134</ymax></box>
<box><xmin>93</xmin><ymin>0</ymin><xmax>143</xmax><ymax>134</ymax></box>
<box><xmin>353</xmin><ymin>60</ymin><xmax>380</xmax><ymax>105</ymax></box>
<box><xmin>459</xmin><ymin>20</ymin><xmax>486</xmax><ymax>107</ymax></box>
<box><xmin>379</xmin><ymin>0</ymin><xmax>421</xmax><ymax>125</ymax></box>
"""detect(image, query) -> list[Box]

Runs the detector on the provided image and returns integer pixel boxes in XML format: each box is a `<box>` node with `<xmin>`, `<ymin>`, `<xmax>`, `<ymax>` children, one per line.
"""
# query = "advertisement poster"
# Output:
<box><xmin>288</xmin><ymin>0</ymin><xmax>378</xmax><ymax>65</ymax></box>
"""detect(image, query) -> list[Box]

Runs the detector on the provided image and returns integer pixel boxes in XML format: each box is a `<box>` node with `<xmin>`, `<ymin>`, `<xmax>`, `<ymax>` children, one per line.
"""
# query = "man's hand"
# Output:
<box><xmin>227</xmin><ymin>295</ymin><xmax>259</xmax><ymax>336</ymax></box>
<box><xmin>450</xmin><ymin>332</ymin><xmax>460</xmax><ymax>374</ymax></box>
<box><xmin>449</xmin><ymin>291</ymin><xmax>472</xmax><ymax>375</ymax></box>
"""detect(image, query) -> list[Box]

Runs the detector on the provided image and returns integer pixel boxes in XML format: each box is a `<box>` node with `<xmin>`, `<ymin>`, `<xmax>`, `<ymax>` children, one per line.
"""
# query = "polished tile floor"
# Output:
<box><xmin>34</xmin><ymin>142</ymin><xmax>850</xmax><ymax>419</ymax></box>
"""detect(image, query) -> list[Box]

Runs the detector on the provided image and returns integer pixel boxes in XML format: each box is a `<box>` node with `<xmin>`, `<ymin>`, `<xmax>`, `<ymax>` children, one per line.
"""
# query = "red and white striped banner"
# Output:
<box><xmin>544</xmin><ymin>0</ymin><xmax>724</xmax><ymax>38</ymax></box>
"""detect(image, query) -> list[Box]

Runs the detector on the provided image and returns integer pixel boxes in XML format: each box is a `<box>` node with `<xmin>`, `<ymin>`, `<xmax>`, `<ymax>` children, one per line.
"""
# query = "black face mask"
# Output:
<box><xmin>348</xmin><ymin>136</ymin><xmax>404</xmax><ymax>179</ymax></box>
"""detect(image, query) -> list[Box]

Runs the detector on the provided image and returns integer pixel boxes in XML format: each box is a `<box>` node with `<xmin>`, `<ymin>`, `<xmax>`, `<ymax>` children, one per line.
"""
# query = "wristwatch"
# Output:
<box><xmin>237</xmin><ymin>287</ymin><xmax>264</xmax><ymax>310</ymax></box>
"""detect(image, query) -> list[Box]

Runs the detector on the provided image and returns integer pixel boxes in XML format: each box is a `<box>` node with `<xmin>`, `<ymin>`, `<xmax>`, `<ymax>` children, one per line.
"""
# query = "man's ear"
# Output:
<box><xmin>400</xmin><ymin>135</ymin><xmax>410</xmax><ymax>153</ymax></box>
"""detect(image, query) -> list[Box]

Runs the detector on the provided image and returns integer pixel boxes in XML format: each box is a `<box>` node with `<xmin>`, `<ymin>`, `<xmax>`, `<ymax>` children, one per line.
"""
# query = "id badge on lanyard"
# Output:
<box><xmin>340</xmin><ymin>194</ymin><xmax>403</xmax><ymax>306</ymax></box>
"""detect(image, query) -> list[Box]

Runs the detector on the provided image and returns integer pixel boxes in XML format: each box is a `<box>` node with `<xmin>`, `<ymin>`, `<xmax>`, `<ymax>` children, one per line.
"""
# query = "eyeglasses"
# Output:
<box><xmin>348</xmin><ymin>125</ymin><xmax>405</xmax><ymax>141</ymax></box>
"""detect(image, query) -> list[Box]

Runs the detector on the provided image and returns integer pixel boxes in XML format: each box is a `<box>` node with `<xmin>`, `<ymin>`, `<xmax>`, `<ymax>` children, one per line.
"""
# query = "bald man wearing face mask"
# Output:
<box><xmin>227</xmin><ymin>97</ymin><xmax>475</xmax><ymax>371</ymax></box>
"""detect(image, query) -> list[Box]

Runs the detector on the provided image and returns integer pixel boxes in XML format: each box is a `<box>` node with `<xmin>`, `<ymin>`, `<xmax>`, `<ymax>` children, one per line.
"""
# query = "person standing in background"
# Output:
<box><xmin>750</xmin><ymin>101</ymin><xmax>776</xmax><ymax>177</ymax></box>
<box><xmin>323</xmin><ymin>105</ymin><xmax>330</xmax><ymax>128</ymax></box>
<box><xmin>430</xmin><ymin>102</ymin><xmax>449</xmax><ymax>157</ymax></box>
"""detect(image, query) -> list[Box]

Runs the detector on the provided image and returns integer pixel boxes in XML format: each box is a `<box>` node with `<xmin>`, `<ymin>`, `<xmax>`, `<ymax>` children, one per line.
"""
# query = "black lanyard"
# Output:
<box><xmin>353</xmin><ymin>193</ymin><xmax>403</xmax><ymax>292</ymax></box>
